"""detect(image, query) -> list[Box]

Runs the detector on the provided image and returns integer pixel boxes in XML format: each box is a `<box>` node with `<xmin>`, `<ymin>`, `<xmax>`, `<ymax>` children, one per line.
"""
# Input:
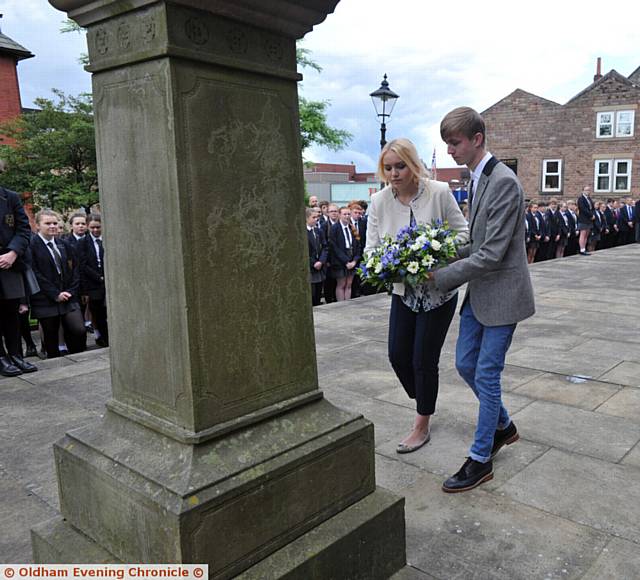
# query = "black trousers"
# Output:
<box><xmin>323</xmin><ymin>276</ymin><xmax>336</xmax><ymax>304</ymax></box>
<box><xmin>39</xmin><ymin>308</ymin><xmax>86</xmax><ymax>358</ymax></box>
<box><xmin>88</xmin><ymin>297</ymin><xmax>109</xmax><ymax>345</ymax></box>
<box><xmin>0</xmin><ymin>298</ymin><xmax>21</xmax><ymax>356</ymax></box>
<box><xmin>388</xmin><ymin>293</ymin><xmax>457</xmax><ymax>415</ymax></box>
<box><xmin>311</xmin><ymin>282</ymin><xmax>323</xmax><ymax>306</ymax></box>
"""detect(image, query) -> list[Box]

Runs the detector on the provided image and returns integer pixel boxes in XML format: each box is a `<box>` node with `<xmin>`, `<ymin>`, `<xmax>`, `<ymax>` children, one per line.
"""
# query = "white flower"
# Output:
<box><xmin>407</xmin><ymin>262</ymin><xmax>419</xmax><ymax>274</ymax></box>
<box><xmin>430</xmin><ymin>239</ymin><xmax>442</xmax><ymax>251</ymax></box>
<box><xmin>422</xmin><ymin>255</ymin><xmax>435</xmax><ymax>268</ymax></box>
<box><xmin>431</xmin><ymin>228</ymin><xmax>440</xmax><ymax>236</ymax></box>
<box><xmin>374</xmin><ymin>263</ymin><xmax>383</xmax><ymax>274</ymax></box>
<box><xmin>367</xmin><ymin>258</ymin><xmax>375</xmax><ymax>268</ymax></box>
<box><xmin>410</xmin><ymin>242</ymin><xmax>422</xmax><ymax>251</ymax></box>
<box><xmin>415</xmin><ymin>235</ymin><xmax>428</xmax><ymax>246</ymax></box>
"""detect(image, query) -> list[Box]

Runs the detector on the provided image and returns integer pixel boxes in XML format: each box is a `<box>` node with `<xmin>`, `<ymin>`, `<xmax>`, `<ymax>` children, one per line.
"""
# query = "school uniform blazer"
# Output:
<box><xmin>617</xmin><ymin>205</ymin><xmax>635</xmax><ymax>232</ymax></box>
<box><xmin>603</xmin><ymin>207</ymin><xmax>616</xmax><ymax>229</ymax></box>
<box><xmin>79</xmin><ymin>234</ymin><xmax>105</xmax><ymax>299</ymax></box>
<box><xmin>434</xmin><ymin>157</ymin><xmax>535</xmax><ymax>327</ymax></box>
<box><xmin>526</xmin><ymin>212</ymin><xmax>541</xmax><ymax>239</ymax></box>
<box><xmin>29</xmin><ymin>236</ymin><xmax>80</xmax><ymax>317</ymax></box>
<box><xmin>0</xmin><ymin>186</ymin><xmax>31</xmax><ymax>268</ymax></box>
<box><xmin>307</xmin><ymin>227</ymin><xmax>328</xmax><ymax>284</ymax></box>
<box><xmin>557</xmin><ymin>212</ymin><xmax>571</xmax><ymax>239</ymax></box>
<box><xmin>577</xmin><ymin>194</ymin><xmax>594</xmax><ymax>225</ymax></box>
<box><xmin>329</xmin><ymin>221</ymin><xmax>361</xmax><ymax>269</ymax></box>
<box><xmin>365</xmin><ymin>179</ymin><xmax>469</xmax><ymax>298</ymax></box>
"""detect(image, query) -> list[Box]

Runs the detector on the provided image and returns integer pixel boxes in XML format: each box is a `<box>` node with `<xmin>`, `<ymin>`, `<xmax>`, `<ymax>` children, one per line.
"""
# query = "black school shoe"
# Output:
<box><xmin>491</xmin><ymin>421</ymin><xmax>519</xmax><ymax>458</ymax></box>
<box><xmin>442</xmin><ymin>458</ymin><xmax>493</xmax><ymax>493</ymax></box>
<box><xmin>0</xmin><ymin>356</ymin><xmax>22</xmax><ymax>377</ymax></box>
<box><xmin>10</xmin><ymin>355</ymin><xmax>38</xmax><ymax>373</ymax></box>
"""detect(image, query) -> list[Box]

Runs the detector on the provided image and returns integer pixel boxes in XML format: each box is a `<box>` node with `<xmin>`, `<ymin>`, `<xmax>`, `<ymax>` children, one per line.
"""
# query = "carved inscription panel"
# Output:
<box><xmin>179</xmin><ymin>70</ymin><xmax>316</xmax><ymax>428</ymax></box>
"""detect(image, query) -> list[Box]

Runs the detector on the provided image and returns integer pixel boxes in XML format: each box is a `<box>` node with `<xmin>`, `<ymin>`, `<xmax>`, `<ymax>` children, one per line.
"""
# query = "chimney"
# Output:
<box><xmin>594</xmin><ymin>57</ymin><xmax>602</xmax><ymax>82</ymax></box>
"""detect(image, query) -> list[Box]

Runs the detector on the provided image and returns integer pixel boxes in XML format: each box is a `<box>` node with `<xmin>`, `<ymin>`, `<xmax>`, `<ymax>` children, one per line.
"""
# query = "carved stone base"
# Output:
<box><xmin>35</xmin><ymin>399</ymin><xmax>401</xmax><ymax>578</ymax></box>
<box><xmin>33</xmin><ymin>487</ymin><xmax>405</xmax><ymax>579</ymax></box>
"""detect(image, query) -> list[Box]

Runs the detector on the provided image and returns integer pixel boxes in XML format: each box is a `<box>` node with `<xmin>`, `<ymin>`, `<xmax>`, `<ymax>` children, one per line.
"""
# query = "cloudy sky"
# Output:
<box><xmin>5</xmin><ymin>0</ymin><xmax>640</xmax><ymax>172</ymax></box>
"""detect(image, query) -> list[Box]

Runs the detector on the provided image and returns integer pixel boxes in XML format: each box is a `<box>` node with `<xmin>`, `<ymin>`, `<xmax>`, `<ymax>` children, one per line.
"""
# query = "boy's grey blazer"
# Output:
<box><xmin>434</xmin><ymin>157</ymin><xmax>535</xmax><ymax>326</ymax></box>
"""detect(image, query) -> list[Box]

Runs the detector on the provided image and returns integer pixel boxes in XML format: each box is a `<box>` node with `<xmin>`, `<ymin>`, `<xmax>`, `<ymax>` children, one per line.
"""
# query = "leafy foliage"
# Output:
<box><xmin>0</xmin><ymin>90</ymin><xmax>97</xmax><ymax>212</ymax></box>
<box><xmin>296</xmin><ymin>41</ymin><xmax>351</xmax><ymax>154</ymax></box>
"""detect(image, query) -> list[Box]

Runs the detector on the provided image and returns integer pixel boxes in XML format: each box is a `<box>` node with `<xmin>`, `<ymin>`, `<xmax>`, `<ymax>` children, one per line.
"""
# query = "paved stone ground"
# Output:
<box><xmin>2</xmin><ymin>244</ymin><xmax>640</xmax><ymax>578</ymax></box>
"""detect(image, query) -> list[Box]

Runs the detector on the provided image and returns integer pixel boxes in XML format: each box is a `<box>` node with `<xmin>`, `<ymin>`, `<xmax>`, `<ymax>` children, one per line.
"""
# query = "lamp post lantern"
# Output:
<box><xmin>370</xmin><ymin>74</ymin><xmax>399</xmax><ymax>150</ymax></box>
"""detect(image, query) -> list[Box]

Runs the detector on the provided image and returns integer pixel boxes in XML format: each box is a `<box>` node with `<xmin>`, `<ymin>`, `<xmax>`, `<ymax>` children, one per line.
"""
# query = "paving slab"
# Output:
<box><xmin>376</xmin><ymin>379</ymin><xmax>533</xmax><ymax>429</ymax></box>
<box><xmin>0</xmin><ymin>469</ymin><xmax>58</xmax><ymax>564</ymax></box>
<box><xmin>598</xmin><ymin>360</ymin><xmax>640</xmax><ymax>387</ymax></box>
<box><xmin>582</xmin><ymin>537</ymin><xmax>640</xmax><ymax>579</ymax></box>
<box><xmin>402</xmin><ymin>471</ymin><xmax>608</xmax><ymax>580</ymax></box>
<box><xmin>513</xmin><ymin>372</ymin><xmax>620</xmax><ymax>411</ymax></box>
<box><xmin>621</xmin><ymin>442</ymin><xmax>640</xmax><ymax>469</ymax></box>
<box><xmin>512</xmin><ymin>400</ymin><xmax>640</xmax><ymax>461</ymax></box>
<box><xmin>18</xmin><ymin>358</ymin><xmax>110</xmax><ymax>386</ymax></box>
<box><xmin>506</xmin><ymin>347</ymin><xmax>619</xmax><ymax>380</ymax></box>
<box><xmin>499</xmin><ymin>448</ymin><xmax>640</xmax><ymax>543</ymax></box>
<box><xmin>595</xmin><ymin>385</ymin><xmax>640</xmax><ymax>420</ymax></box>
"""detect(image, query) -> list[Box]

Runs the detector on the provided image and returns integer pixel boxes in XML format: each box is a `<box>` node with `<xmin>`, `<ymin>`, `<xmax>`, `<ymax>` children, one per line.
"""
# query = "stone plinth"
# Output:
<box><xmin>35</xmin><ymin>0</ymin><xmax>407</xmax><ymax>576</ymax></box>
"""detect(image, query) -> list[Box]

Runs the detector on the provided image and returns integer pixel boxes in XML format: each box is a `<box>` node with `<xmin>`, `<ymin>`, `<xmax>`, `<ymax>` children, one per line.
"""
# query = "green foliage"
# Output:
<box><xmin>298</xmin><ymin>97</ymin><xmax>351</xmax><ymax>151</ymax></box>
<box><xmin>0</xmin><ymin>90</ymin><xmax>98</xmax><ymax>212</ymax></box>
<box><xmin>61</xmin><ymin>19</ymin><xmax>89</xmax><ymax>65</ymax></box>
<box><xmin>296</xmin><ymin>41</ymin><xmax>351</xmax><ymax>154</ymax></box>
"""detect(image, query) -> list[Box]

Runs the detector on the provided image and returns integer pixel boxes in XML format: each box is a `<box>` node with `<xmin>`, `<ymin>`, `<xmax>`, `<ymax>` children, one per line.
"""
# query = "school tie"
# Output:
<box><xmin>47</xmin><ymin>241</ymin><xmax>63</xmax><ymax>275</ymax></box>
<box><xmin>96</xmin><ymin>238</ymin><xmax>104</xmax><ymax>268</ymax></box>
<box><xmin>468</xmin><ymin>180</ymin><xmax>475</xmax><ymax>212</ymax></box>
<box><xmin>343</xmin><ymin>226</ymin><xmax>351</xmax><ymax>249</ymax></box>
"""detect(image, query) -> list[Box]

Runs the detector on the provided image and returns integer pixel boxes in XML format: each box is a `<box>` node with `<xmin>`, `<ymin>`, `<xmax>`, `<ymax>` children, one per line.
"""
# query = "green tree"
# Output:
<box><xmin>297</xmin><ymin>43</ymin><xmax>351</xmax><ymax>154</ymax></box>
<box><xmin>0</xmin><ymin>90</ymin><xmax>97</xmax><ymax>212</ymax></box>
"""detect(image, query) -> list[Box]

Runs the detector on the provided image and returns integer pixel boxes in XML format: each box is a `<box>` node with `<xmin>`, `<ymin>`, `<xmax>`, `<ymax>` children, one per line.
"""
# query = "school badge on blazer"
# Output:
<box><xmin>5</xmin><ymin>214</ymin><xmax>15</xmax><ymax>227</ymax></box>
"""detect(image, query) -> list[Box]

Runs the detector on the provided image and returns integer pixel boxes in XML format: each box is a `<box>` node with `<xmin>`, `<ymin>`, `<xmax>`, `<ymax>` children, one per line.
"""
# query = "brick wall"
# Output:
<box><xmin>483</xmin><ymin>72</ymin><xmax>640</xmax><ymax>202</ymax></box>
<box><xmin>0</xmin><ymin>54</ymin><xmax>22</xmax><ymax>146</ymax></box>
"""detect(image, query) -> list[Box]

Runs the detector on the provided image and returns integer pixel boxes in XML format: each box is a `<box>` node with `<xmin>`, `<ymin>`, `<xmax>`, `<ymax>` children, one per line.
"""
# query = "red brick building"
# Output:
<box><xmin>0</xmin><ymin>24</ymin><xmax>34</xmax><ymax>147</ymax></box>
<box><xmin>482</xmin><ymin>60</ymin><xmax>640</xmax><ymax>201</ymax></box>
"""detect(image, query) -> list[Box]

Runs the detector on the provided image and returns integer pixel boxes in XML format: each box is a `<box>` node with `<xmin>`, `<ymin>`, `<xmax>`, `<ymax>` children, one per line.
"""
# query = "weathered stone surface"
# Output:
<box><xmin>402</xmin><ymin>471</ymin><xmax>608</xmax><ymax>580</ymax></box>
<box><xmin>581</xmin><ymin>538</ymin><xmax>640</xmax><ymax>579</ymax></box>
<box><xmin>512</xmin><ymin>399</ymin><xmax>640</xmax><ymax>461</ymax></box>
<box><xmin>621</xmin><ymin>442</ymin><xmax>640</xmax><ymax>468</ymax></box>
<box><xmin>595</xmin><ymin>385</ymin><xmax>640</xmax><ymax>419</ymax></box>
<box><xmin>513</xmin><ymin>372</ymin><xmax>620</xmax><ymax>410</ymax></box>
<box><xmin>598</xmin><ymin>361</ymin><xmax>640</xmax><ymax>387</ymax></box>
<box><xmin>55</xmin><ymin>402</ymin><xmax>379</xmax><ymax>575</ymax></box>
<box><xmin>31</xmin><ymin>517</ymin><xmax>119</xmax><ymax>564</ymax></box>
<box><xmin>500</xmin><ymin>449</ymin><xmax>640</xmax><ymax>543</ymax></box>
<box><xmin>238</xmin><ymin>488</ymin><xmax>406</xmax><ymax>580</ymax></box>
<box><xmin>0</xmin><ymin>470</ymin><xmax>58</xmax><ymax>564</ymax></box>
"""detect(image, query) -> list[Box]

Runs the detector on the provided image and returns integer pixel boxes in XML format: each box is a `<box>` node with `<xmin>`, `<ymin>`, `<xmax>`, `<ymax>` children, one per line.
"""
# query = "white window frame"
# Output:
<box><xmin>594</xmin><ymin>160</ymin><xmax>612</xmax><ymax>192</ymax></box>
<box><xmin>596</xmin><ymin>112</ymin><xmax>614</xmax><ymax>138</ymax></box>
<box><xmin>594</xmin><ymin>159</ymin><xmax>632</xmax><ymax>192</ymax></box>
<box><xmin>596</xmin><ymin>110</ymin><xmax>634</xmax><ymax>138</ymax></box>
<box><xmin>616</xmin><ymin>110</ymin><xmax>635</xmax><ymax>137</ymax></box>
<box><xmin>541</xmin><ymin>159</ymin><xmax>562</xmax><ymax>192</ymax></box>
<box><xmin>613</xmin><ymin>159</ymin><xmax>632</xmax><ymax>192</ymax></box>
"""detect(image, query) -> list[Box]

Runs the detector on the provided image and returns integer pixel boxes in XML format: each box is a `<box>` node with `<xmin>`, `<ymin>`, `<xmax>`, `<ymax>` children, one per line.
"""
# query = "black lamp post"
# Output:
<box><xmin>370</xmin><ymin>74</ymin><xmax>399</xmax><ymax>150</ymax></box>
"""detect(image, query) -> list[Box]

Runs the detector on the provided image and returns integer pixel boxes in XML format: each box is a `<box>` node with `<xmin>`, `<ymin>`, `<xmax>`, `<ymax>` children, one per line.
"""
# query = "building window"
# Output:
<box><xmin>596</xmin><ymin>110</ymin><xmax>634</xmax><ymax>138</ymax></box>
<box><xmin>501</xmin><ymin>158</ymin><xmax>518</xmax><ymax>175</ymax></box>
<box><xmin>616</xmin><ymin>111</ymin><xmax>634</xmax><ymax>137</ymax></box>
<box><xmin>594</xmin><ymin>159</ymin><xmax>632</xmax><ymax>192</ymax></box>
<box><xmin>542</xmin><ymin>159</ymin><xmax>562</xmax><ymax>192</ymax></box>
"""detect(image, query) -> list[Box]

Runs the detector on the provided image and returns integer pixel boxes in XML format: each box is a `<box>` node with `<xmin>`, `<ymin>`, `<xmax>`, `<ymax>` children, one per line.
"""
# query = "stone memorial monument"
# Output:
<box><xmin>32</xmin><ymin>1</ymin><xmax>407</xmax><ymax>578</ymax></box>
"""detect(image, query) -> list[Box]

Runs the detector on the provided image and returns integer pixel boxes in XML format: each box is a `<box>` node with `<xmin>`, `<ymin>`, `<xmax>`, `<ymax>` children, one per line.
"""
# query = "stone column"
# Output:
<box><xmin>33</xmin><ymin>1</ymin><xmax>406</xmax><ymax>578</ymax></box>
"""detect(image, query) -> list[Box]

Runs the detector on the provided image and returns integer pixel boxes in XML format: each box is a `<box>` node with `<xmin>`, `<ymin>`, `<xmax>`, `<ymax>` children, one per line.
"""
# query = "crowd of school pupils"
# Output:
<box><xmin>305</xmin><ymin>190</ymin><xmax>640</xmax><ymax>306</ymax></box>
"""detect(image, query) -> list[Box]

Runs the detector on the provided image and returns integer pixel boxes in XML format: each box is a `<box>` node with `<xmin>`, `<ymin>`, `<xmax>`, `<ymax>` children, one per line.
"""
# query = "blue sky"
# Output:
<box><xmin>5</xmin><ymin>0</ymin><xmax>640</xmax><ymax>172</ymax></box>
